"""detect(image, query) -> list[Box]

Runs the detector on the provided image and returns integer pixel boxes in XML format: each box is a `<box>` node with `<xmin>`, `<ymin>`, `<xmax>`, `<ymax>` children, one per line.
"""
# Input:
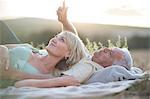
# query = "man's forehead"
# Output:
<box><xmin>97</xmin><ymin>47</ymin><xmax>124</xmax><ymax>53</ymax></box>
<box><xmin>112</xmin><ymin>48</ymin><xmax>123</xmax><ymax>53</ymax></box>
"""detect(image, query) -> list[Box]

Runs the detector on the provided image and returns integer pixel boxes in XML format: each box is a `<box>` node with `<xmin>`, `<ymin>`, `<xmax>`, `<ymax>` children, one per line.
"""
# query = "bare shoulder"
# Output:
<box><xmin>4</xmin><ymin>43</ymin><xmax>33</xmax><ymax>49</ymax></box>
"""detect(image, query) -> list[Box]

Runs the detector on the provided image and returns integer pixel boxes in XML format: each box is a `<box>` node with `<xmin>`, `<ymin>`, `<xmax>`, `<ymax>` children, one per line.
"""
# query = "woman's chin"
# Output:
<box><xmin>45</xmin><ymin>46</ymin><xmax>50</xmax><ymax>52</ymax></box>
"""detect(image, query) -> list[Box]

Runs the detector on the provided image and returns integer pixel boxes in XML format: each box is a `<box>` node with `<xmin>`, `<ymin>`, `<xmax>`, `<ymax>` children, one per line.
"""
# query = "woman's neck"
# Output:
<box><xmin>40</xmin><ymin>54</ymin><xmax>62</xmax><ymax>71</ymax></box>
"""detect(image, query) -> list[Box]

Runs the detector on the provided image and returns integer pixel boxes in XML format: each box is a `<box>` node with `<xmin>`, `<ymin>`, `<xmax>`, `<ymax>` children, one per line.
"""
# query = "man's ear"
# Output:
<box><xmin>115</xmin><ymin>52</ymin><xmax>124</xmax><ymax>60</ymax></box>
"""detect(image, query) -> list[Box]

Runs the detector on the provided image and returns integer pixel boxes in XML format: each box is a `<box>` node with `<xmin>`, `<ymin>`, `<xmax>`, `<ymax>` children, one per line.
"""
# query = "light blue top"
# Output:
<box><xmin>9</xmin><ymin>46</ymin><xmax>43</xmax><ymax>74</ymax></box>
<box><xmin>0</xmin><ymin>47</ymin><xmax>49</xmax><ymax>88</ymax></box>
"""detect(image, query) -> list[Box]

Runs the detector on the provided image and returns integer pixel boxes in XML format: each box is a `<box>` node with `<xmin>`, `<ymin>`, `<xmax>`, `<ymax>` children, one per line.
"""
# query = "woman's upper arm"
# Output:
<box><xmin>4</xmin><ymin>43</ymin><xmax>33</xmax><ymax>49</ymax></box>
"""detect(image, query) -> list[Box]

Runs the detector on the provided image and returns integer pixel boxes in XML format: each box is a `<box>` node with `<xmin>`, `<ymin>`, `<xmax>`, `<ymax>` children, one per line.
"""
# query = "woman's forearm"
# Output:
<box><xmin>62</xmin><ymin>20</ymin><xmax>78</xmax><ymax>35</ymax></box>
<box><xmin>15</xmin><ymin>78</ymin><xmax>62</xmax><ymax>88</ymax></box>
<box><xmin>15</xmin><ymin>76</ymin><xmax>80</xmax><ymax>88</ymax></box>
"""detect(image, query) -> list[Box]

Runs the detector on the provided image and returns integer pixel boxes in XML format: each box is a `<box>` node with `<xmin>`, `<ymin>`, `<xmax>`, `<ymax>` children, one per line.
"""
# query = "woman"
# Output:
<box><xmin>1</xmin><ymin>32</ymin><xmax>87</xmax><ymax>73</ymax></box>
<box><xmin>0</xmin><ymin>1</ymin><xmax>89</xmax><ymax>87</ymax></box>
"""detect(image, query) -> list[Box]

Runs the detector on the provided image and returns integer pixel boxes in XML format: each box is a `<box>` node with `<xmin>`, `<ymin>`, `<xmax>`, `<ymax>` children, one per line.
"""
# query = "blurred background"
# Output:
<box><xmin>0</xmin><ymin>0</ymin><xmax>150</xmax><ymax>70</ymax></box>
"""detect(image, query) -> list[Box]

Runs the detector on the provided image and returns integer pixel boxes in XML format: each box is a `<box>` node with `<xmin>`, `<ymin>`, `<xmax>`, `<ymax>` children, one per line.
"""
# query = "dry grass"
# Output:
<box><xmin>131</xmin><ymin>49</ymin><xmax>150</xmax><ymax>71</ymax></box>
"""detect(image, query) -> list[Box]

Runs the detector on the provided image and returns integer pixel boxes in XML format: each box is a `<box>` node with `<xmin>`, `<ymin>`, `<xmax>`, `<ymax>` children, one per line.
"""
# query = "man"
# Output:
<box><xmin>91</xmin><ymin>47</ymin><xmax>133</xmax><ymax>70</ymax></box>
<box><xmin>60</xmin><ymin>47</ymin><xmax>133</xmax><ymax>84</ymax></box>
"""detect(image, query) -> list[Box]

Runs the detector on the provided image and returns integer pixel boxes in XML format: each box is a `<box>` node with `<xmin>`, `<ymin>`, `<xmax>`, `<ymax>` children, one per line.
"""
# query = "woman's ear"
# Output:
<box><xmin>65</xmin><ymin>52</ymin><xmax>70</xmax><ymax>59</ymax></box>
<box><xmin>65</xmin><ymin>56</ymin><xmax>69</xmax><ymax>60</ymax></box>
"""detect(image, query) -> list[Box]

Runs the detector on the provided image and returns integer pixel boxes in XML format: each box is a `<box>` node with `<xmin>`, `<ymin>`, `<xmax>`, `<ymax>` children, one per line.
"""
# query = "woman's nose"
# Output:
<box><xmin>52</xmin><ymin>37</ymin><xmax>57</xmax><ymax>43</ymax></box>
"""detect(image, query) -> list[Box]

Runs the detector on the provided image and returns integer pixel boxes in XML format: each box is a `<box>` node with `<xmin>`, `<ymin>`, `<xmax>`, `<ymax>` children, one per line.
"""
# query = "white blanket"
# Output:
<box><xmin>0</xmin><ymin>66</ymin><xmax>146</xmax><ymax>99</ymax></box>
<box><xmin>0</xmin><ymin>80</ymin><xmax>140</xmax><ymax>99</ymax></box>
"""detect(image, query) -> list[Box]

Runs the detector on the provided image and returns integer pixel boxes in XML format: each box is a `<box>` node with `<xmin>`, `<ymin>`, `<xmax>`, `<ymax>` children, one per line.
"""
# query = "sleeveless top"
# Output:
<box><xmin>9</xmin><ymin>46</ymin><xmax>40</xmax><ymax>74</ymax></box>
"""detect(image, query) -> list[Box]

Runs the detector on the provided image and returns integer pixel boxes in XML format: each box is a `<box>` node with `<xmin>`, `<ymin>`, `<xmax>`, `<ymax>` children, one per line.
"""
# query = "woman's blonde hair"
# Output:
<box><xmin>59</xmin><ymin>31</ymin><xmax>89</xmax><ymax>66</ymax></box>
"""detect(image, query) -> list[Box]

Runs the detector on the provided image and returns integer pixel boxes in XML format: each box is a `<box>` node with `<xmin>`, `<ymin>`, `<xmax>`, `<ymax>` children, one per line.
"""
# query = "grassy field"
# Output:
<box><xmin>131</xmin><ymin>49</ymin><xmax>150</xmax><ymax>71</ymax></box>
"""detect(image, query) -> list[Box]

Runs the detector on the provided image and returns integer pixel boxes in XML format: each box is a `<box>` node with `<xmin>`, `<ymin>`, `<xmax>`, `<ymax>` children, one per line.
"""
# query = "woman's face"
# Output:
<box><xmin>45</xmin><ymin>33</ymin><xmax>69</xmax><ymax>58</ymax></box>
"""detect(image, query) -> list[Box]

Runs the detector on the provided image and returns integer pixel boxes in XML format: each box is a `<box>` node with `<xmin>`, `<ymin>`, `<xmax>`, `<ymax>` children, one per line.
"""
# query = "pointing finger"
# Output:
<box><xmin>63</xmin><ymin>0</ymin><xmax>66</xmax><ymax>8</ymax></box>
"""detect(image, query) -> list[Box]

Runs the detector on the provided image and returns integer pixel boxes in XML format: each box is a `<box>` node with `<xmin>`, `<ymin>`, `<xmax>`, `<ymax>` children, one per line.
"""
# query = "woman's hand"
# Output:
<box><xmin>0</xmin><ymin>45</ymin><xmax>10</xmax><ymax>70</ymax></box>
<box><xmin>56</xmin><ymin>0</ymin><xmax>78</xmax><ymax>35</ymax></box>
<box><xmin>57</xmin><ymin>0</ymin><xmax>68</xmax><ymax>24</ymax></box>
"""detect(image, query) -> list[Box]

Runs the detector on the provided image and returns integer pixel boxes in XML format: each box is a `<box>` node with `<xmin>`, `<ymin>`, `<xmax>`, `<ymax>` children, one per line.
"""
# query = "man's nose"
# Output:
<box><xmin>96</xmin><ymin>51</ymin><xmax>101</xmax><ymax>55</ymax></box>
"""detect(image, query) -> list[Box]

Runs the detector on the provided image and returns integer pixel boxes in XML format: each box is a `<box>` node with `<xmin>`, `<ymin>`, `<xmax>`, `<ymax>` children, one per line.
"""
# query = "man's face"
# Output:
<box><xmin>92</xmin><ymin>48</ymin><xmax>123</xmax><ymax>67</ymax></box>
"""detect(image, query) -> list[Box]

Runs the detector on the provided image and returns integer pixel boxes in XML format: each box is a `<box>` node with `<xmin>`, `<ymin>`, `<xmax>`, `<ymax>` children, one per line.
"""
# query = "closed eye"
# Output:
<box><xmin>59</xmin><ymin>37</ymin><xmax>65</xmax><ymax>42</ymax></box>
<box><xmin>54</xmin><ymin>35</ymin><xmax>58</xmax><ymax>38</ymax></box>
<box><xmin>55</xmin><ymin>35</ymin><xmax>65</xmax><ymax>42</ymax></box>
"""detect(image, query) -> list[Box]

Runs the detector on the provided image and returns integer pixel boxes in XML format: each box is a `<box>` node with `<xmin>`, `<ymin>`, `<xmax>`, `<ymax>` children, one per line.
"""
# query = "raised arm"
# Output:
<box><xmin>57</xmin><ymin>0</ymin><xmax>78</xmax><ymax>35</ymax></box>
